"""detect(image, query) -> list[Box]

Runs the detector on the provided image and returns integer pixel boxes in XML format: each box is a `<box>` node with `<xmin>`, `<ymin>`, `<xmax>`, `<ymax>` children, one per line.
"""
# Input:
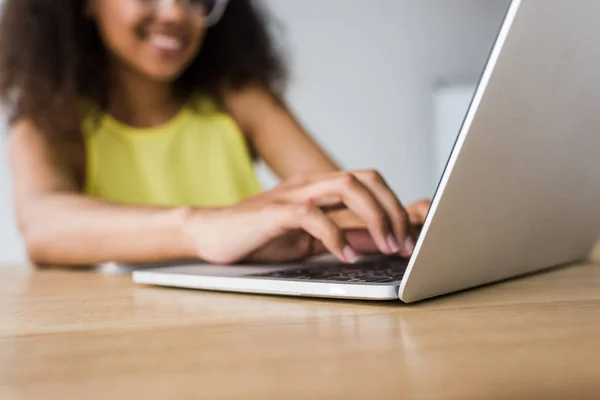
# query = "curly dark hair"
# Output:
<box><xmin>0</xmin><ymin>0</ymin><xmax>287</xmax><ymax>137</ymax></box>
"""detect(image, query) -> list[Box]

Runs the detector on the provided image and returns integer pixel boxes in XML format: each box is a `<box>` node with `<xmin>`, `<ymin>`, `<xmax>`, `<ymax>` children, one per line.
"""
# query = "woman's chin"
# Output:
<box><xmin>140</xmin><ymin>67</ymin><xmax>185</xmax><ymax>83</ymax></box>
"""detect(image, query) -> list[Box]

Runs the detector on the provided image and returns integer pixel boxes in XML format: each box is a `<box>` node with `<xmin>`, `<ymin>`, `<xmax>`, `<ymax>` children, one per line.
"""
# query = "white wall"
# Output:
<box><xmin>432</xmin><ymin>80</ymin><xmax>478</xmax><ymax>180</ymax></box>
<box><xmin>258</xmin><ymin>0</ymin><xmax>510</xmax><ymax>199</ymax></box>
<box><xmin>0</xmin><ymin>0</ymin><xmax>510</xmax><ymax>263</ymax></box>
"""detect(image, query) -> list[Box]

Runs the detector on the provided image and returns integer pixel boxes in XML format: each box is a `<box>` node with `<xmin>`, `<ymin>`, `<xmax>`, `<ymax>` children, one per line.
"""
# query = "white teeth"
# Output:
<box><xmin>149</xmin><ymin>34</ymin><xmax>183</xmax><ymax>51</ymax></box>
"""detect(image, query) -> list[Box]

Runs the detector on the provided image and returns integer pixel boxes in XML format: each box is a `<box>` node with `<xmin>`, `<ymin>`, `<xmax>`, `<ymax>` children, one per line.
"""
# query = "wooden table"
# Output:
<box><xmin>1</xmin><ymin>262</ymin><xmax>600</xmax><ymax>399</ymax></box>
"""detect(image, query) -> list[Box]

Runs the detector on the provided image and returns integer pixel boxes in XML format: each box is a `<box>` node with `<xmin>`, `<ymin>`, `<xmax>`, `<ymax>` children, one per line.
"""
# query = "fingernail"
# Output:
<box><xmin>387</xmin><ymin>234</ymin><xmax>401</xmax><ymax>253</ymax></box>
<box><xmin>404</xmin><ymin>237</ymin><xmax>415</xmax><ymax>255</ymax></box>
<box><xmin>343</xmin><ymin>246</ymin><xmax>359</xmax><ymax>264</ymax></box>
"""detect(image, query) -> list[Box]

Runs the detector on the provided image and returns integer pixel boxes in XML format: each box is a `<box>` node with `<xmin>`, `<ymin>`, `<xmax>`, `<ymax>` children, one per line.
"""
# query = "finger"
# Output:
<box><xmin>353</xmin><ymin>170</ymin><xmax>411</xmax><ymax>255</ymax></box>
<box><xmin>328</xmin><ymin>208</ymin><xmax>364</xmax><ymax>229</ymax></box>
<box><xmin>344</xmin><ymin>228</ymin><xmax>380</xmax><ymax>254</ymax></box>
<box><xmin>402</xmin><ymin>224</ymin><xmax>418</xmax><ymax>258</ymax></box>
<box><xmin>247</xmin><ymin>231</ymin><xmax>312</xmax><ymax>263</ymax></box>
<box><xmin>407</xmin><ymin>199</ymin><xmax>431</xmax><ymax>225</ymax></box>
<box><xmin>280</xmin><ymin>173</ymin><xmax>342</xmax><ymax>206</ymax></box>
<box><xmin>408</xmin><ymin>211</ymin><xmax>423</xmax><ymax>226</ymax></box>
<box><xmin>294</xmin><ymin>173</ymin><xmax>395</xmax><ymax>255</ymax></box>
<box><xmin>281</xmin><ymin>203</ymin><xmax>358</xmax><ymax>263</ymax></box>
<box><xmin>311</xmin><ymin>228</ymin><xmax>380</xmax><ymax>256</ymax></box>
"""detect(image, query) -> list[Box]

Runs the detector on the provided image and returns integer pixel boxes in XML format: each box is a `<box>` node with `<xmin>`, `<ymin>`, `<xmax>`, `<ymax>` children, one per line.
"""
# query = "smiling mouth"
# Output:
<box><xmin>147</xmin><ymin>33</ymin><xmax>186</xmax><ymax>52</ymax></box>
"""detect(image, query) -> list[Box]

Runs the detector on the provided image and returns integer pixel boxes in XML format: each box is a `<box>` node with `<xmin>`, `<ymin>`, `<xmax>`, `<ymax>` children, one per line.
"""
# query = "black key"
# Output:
<box><xmin>251</xmin><ymin>256</ymin><xmax>409</xmax><ymax>283</ymax></box>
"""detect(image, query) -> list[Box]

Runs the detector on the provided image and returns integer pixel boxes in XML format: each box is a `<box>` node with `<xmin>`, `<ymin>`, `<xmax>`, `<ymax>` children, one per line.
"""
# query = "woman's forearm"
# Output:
<box><xmin>19</xmin><ymin>193</ymin><xmax>197</xmax><ymax>266</ymax></box>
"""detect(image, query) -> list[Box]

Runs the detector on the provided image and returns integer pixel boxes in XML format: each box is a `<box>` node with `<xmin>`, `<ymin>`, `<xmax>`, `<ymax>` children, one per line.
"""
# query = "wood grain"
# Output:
<box><xmin>1</xmin><ymin>262</ymin><xmax>600</xmax><ymax>399</ymax></box>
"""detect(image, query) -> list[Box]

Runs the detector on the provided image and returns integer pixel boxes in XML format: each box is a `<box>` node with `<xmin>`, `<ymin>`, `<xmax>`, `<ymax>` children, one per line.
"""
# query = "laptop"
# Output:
<box><xmin>133</xmin><ymin>0</ymin><xmax>600</xmax><ymax>303</ymax></box>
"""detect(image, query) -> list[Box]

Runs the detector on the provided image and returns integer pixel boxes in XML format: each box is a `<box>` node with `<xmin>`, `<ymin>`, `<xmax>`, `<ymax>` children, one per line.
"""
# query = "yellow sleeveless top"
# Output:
<box><xmin>81</xmin><ymin>96</ymin><xmax>262</xmax><ymax>207</ymax></box>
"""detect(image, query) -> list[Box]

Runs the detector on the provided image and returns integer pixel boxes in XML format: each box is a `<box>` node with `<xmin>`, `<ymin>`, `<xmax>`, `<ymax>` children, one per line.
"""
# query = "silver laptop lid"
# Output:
<box><xmin>400</xmin><ymin>0</ymin><xmax>600</xmax><ymax>302</ymax></box>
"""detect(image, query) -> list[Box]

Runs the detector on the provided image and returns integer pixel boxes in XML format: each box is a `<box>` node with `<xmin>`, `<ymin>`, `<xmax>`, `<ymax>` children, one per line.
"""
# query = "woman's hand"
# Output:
<box><xmin>183</xmin><ymin>170</ymin><xmax>418</xmax><ymax>264</ymax></box>
<box><xmin>249</xmin><ymin>199</ymin><xmax>432</xmax><ymax>263</ymax></box>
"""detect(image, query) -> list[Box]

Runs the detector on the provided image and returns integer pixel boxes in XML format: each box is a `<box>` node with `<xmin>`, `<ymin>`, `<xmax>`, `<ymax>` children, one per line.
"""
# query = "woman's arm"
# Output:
<box><xmin>225</xmin><ymin>86</ymin><xmax>359</xmax><ymax>232</ymax></box>
<box><xmin>225</xmin><ymin>86</ymin><xmax>431</xmax><ymax>259</ymax></box>
<box><xmin>224</xmin><ymin>86</ymin><xmax>340</xmax><ymax>179</ymax></box>
<box><xmin>225</xmin><ymin>86</ymin><xmax>431</xmax><ymax>230</ymax></box>
<box><xmin>9</xmin><ymin>119</ymin><xmax>196</xmax><ymax>266</ymax></box>
<box><xmin>10</xmin><ymin>119</ymin><xmax>415</xmax><ymax>266</ymax></box>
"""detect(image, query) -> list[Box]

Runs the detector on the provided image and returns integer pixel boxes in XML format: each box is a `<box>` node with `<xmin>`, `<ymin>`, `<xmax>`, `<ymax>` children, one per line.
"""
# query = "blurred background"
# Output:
<box><xmin>0</xmin><ymin>0</ymin><xmax>511</xmax><ymax>263</ymax></box>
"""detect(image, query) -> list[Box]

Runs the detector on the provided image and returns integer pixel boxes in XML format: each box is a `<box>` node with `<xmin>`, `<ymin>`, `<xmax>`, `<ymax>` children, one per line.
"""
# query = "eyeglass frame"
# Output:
<box><xmin>144</xmin><ymin>0</ymin><xmax>230</xmax><ymax>27</ymax></box>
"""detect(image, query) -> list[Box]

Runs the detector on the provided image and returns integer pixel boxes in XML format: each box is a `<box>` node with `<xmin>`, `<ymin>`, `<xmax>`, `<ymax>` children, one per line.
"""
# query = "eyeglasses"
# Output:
<box><xmin>142</xmin><ymin>0</ymin><xmax>230</xmax><ymax>27</ymax></box>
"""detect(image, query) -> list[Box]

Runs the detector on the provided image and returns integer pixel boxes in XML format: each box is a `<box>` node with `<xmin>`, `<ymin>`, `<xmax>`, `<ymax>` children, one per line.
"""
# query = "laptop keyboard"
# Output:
<box><xmin>251</xmin><ymin>257</ymin><xmax>409</xmax><ymax>283</ymax></box>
